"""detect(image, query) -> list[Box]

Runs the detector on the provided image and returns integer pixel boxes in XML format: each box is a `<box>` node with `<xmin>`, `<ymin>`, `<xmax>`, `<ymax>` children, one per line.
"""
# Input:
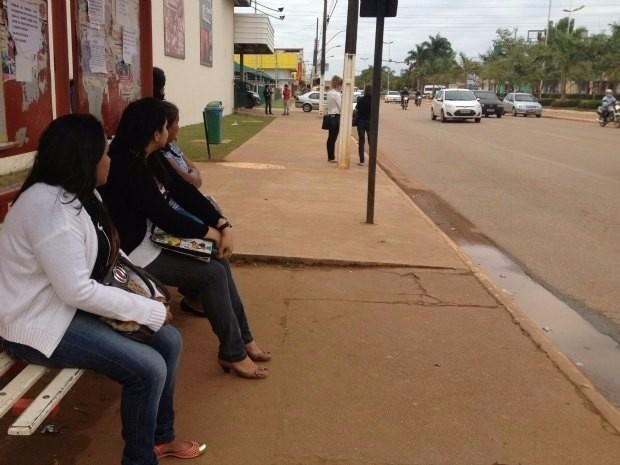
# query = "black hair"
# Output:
<box><xmin>16</xmin><ymin>114</ymin><xmax>106</xmax><ymax>205</ymax></box>
<box><xmin>162</xmin><ymin>100</ymin><xmax>179</xmax><ymax>129</ymax></box>
<box><xmin>153</xmin><ymin>67</ymin><xmax>166</xmax><ymax>100</ymax></box>
<box><xmin>109</xmin><ymin>98</ymin><xmax>167</xmax><ymax>161</ymax></box>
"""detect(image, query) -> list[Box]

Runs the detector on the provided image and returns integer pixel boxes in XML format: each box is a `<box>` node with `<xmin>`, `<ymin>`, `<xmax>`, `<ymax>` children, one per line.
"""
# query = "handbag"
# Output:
<box><xmin>150</xmin><ymin>226</ymin><xmax>214</xmax><ymax>262</ymax></box>
<box><xmin>100</xmin><ymin>256</ymin><xmax>171</xmax><ymax>343</ymax></box>
<box><xmin>352</xmin><ymin>108</ymin><xmax>359</xmax><ymax>127</ymax></box>
<box><xmin>321</xmin><ymin>114</ymin><xmax>330</xmax><ymax>130</ymax></box>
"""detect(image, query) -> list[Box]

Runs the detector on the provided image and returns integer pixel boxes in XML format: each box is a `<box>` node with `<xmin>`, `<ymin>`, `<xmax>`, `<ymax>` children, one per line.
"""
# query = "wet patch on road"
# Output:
<box><xmin>378</xmin><ymin>156</ymin><xmax>620</xmax><ymax>407</ymax></box>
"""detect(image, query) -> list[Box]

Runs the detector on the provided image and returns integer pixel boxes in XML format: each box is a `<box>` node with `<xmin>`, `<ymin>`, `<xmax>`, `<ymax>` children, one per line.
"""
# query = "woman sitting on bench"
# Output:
<box><xmin>98</xmin><ymin>98</ymin><xmax>271</xmax><ymax>380</ymax></box>
<box><xmin>0</xmin><ymin>114</ymin><xmax>205</xmax><ymax>464</ymax></box>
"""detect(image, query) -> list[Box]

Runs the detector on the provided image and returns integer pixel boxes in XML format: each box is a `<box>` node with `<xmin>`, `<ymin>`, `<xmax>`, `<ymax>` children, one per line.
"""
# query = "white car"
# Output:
<box><xmin>503</xmin><ymin>93</ymin><xmax>543</xmax><ymax>118</ymax></box>
<box><xmin>431</xmin><ymin>88</ymin><xmax>482</xmax><ymax>123</ymax></box>
<box><xmin>384</xmin><ymin>91</ymin><xmax>401</xmax><ymax>103</ymax></box>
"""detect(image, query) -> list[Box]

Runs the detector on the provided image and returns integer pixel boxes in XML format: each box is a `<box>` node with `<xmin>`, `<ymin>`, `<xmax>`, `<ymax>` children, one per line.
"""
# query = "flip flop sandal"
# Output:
<box><xmin>155</xmin><ymin>441</ymin><xmax>207</xmax><ymax>459</ymax></box>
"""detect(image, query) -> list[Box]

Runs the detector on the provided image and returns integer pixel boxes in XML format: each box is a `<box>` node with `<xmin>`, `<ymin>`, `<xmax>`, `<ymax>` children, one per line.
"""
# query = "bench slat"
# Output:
<box><xmin>0</xmin><ymin>352</ymin><xmax>15</xmax><ymax>377</ymax></box>
<box><xmin>0</xmin><ymin>364</ymin><xmax>47</xmax><ymax>418</ymax></box>
<box><xmin>8</xmin><ymin>368</ymin><xmax>84</xmax><ymax>435</ymax></box>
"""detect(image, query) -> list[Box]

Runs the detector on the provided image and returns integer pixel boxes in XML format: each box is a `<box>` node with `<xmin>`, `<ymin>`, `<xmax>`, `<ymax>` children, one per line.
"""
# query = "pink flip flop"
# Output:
<box><xmin>154</xmin><ymin>441</ymin><xmax>207</xmax><ymax>459</ymax></box>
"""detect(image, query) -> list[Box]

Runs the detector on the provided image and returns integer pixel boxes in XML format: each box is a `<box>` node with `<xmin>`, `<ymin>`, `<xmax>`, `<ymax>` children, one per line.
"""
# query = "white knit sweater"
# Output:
<box><xmin>0</xmin><ymin>184</ymin><xmax>167</xmax><ymax>357</ymax></box>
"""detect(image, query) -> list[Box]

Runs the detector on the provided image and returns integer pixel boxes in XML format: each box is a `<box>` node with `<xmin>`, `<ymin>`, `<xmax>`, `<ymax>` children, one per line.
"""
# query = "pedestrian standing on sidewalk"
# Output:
<box><xmin>326</xmin><ymin>75</ymin><xmax>343</xmax><ymax>163</ymax></box>
<box><xmin>99</xmin><ymin>98</ymin><xmax>272</xmax><ymax>380</ymax></box>
<box><xmin>355</xmin><ymin>84</ymin><xmax>372</xmax><ymax>166</ymax></box>
<box><xmin>282</xmin><ymin>84</ymin><xmax>291</xmax><ymax>115</ymax></box>
<box><xmin>263</xmin><ymin>85</ymin><xmax>273</xmax><ymax>115</ymax></box>
<box><xmin>0</xmin><ymin>114</ymin><xmax>206</xmax><ymax>464</ymax></box>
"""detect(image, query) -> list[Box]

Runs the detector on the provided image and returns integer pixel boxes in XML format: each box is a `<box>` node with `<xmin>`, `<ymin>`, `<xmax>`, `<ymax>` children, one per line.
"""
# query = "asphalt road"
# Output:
<box><xmin>374</xmin><ymin>100</ymin><xmax>620</xmax><ymax>341</ymax></box>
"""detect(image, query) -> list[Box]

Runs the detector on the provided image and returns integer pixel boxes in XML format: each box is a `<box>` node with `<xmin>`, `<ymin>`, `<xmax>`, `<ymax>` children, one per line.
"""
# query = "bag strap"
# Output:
<box><xmin>116</xmin><ymin>255</ymin><xmax>171</xmax><ymax>305</ymax></box>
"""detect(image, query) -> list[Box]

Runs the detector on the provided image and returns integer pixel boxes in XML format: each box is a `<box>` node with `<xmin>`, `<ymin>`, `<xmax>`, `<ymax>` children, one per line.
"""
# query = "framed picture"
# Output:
<box><xmin>199</xmin><ymin>0</ymin><xmax>212</xmax><ymax>67</ymax></box>
<box><xmin>164</xmin><ymin>0</ymin><xmax>185</xmax><ymax>59</ymax></box>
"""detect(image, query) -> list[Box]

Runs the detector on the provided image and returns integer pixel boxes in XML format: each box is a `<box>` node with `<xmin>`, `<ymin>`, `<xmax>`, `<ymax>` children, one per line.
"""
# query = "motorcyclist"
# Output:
<box><xmin>414</xmin><ymin>89</ymin><xmax>422</xmax><ymax>105</ymax></box>
<box><xmin>600</xmin><ymin>89</ymin><xmax>617</xmax><ymax>121</ymax></box>
<box><xmin>400</xmin><ymin>87</ymin><xmax>410</xmax><ymax>106</ymax></box>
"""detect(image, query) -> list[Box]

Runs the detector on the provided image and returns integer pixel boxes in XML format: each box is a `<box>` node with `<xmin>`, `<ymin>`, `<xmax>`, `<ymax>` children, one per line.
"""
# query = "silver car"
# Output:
<box><xmin>503</xmin><ymin>93</ymin><xmax>542</xmax><ymax>118</ymax></box>
<box><xmin>295</xmin><ymin>91</ymin><xmax>327</xmax><ymax>112</ymax></box>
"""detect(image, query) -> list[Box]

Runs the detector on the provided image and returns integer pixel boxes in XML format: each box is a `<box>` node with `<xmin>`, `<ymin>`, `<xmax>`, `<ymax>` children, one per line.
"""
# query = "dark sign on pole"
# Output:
<box><xmin>360</xmin><ymin>0</ymin><xmax>398</xmax><ymax>18</ymax></box>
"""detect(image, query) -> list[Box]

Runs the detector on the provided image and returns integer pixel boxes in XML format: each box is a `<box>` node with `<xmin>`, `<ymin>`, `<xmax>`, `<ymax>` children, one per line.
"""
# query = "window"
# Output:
<box><xmin>444</xmin><ymin>90</ymin><xmax>475</xmax><ymax>101</ymax></box>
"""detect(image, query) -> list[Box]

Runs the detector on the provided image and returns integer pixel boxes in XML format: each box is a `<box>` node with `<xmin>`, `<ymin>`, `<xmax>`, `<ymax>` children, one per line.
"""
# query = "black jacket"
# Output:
<box><xmin>99</xmin><ymin>149</ymin><xmax>223</xmax><ymax>254</ymax></box>
<box><xmin>355</xmin><ymin>95</ymin><xmax>372</xmax><ymax>122</ymax></box>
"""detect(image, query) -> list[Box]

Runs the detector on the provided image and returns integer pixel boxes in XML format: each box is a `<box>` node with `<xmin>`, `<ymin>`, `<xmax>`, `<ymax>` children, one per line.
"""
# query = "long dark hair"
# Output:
<box><xmin>109</xmin><ymin>98</ymin><xmax>167</xmax><ymax>161</ymax></box>
<box><xmin>16</xmin><ymin>114</ymin><xmax>106</xmax><ymax>204</ymax></box>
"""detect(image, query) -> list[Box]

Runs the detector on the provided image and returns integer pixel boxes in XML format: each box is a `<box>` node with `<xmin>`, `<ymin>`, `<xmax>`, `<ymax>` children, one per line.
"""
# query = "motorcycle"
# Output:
<box><xmin>597</xmin><ymin>102</ymin><xmax>620</xmax><ymax>128</ymax></box>
<box><xmin>401</xmin><ymin>96</ymin><xmax>409</xmax><ymax>110</ymax></box>
<box><xmin>415</xmin><ymin>95</ymin><xmax>422</xmax><ymax>107</ymax></box>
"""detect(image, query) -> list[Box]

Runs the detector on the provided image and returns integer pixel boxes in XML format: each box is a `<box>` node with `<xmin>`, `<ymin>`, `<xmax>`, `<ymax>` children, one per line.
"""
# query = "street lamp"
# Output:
<box><xmin>563</xmin><ymin>1</ymin><xmax>585</xmax><ymax>28</ymax></box>
<box><xmin>325</xmin><ymin>30</ymin><xmax>344</xmax><ymax>47</ymax></box>
<box><xmin>383</xmin><ymin>39</ymin><xmax>394</xmax><ymax>92</ymax></box>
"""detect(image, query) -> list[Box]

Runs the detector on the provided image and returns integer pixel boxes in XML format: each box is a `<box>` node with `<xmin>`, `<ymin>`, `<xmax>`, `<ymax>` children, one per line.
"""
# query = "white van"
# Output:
<box><xmin>423</xmin><ymin>85</ymin><xmax>446</xmax><ymax>98</ymax></box>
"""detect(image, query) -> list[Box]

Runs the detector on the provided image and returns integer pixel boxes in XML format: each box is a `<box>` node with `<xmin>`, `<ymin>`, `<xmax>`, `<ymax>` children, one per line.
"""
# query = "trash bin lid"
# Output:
<box><xmin>206</xmin><ymin>101</ymin><xmax>223</xmax><ymax>110</ymax></box>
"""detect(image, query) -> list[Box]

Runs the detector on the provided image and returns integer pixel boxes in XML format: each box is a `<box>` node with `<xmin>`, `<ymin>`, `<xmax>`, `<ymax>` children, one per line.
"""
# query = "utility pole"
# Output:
<box><xmin>313</xmin><ymin>18</ymin><xmax>319</xmax><ymax>84</ymax></box>
<box><xmin>319</xmin><ymin>0</ymin><xmax>327</xmax><ymax>117</ymax></box>
<box><xmin>336</xmin><ymin>0</ymin><xmax>359</xmax><ymax>168</ymax></box>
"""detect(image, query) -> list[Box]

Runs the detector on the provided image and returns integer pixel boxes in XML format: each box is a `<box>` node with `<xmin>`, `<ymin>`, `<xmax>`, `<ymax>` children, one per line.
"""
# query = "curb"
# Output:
<box><xmin>231</xmin><ymin>253</ymin><xmax>463</xmax><ymax>271</ymax></box>
<box><xmin>374</xmin><ymin>157</ymin><xmax>620</xmax><ymax>434</ymax></box>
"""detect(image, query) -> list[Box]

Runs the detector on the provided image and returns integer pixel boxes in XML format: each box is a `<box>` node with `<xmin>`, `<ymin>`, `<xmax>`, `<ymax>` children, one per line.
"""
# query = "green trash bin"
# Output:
<box><xmin>204</xmin><ymin>101</ymin><xmax>223</xmax><ymax>144</ymax></box>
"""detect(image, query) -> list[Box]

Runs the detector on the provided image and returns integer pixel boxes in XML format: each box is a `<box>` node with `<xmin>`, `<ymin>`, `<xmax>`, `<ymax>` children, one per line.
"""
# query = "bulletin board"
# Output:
<box><xmin>0</xmin><ymin>0</ymin><xmax>53</xmax><ymax>158</ymax></box>
<box><xmin>73</xmin><ymin>0</ymin><xmax>141</xmax><ymax>136</ymax></box>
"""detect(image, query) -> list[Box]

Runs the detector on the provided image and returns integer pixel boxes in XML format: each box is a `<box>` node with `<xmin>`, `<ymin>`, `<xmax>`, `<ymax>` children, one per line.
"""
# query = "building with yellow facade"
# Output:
<box><xmin>234</xmin><ymin>48</ymin><xmax>305</xmax><ymax>92</ymax></box>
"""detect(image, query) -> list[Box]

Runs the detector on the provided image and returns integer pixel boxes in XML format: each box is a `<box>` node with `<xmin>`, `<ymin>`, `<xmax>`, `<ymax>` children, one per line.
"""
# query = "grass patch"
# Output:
<box><xmin>177</xmin><ymin>112</ymin><xmax>275</xmax><ymax>162</ymax></box>
<box><xmin>0</xmin><ymin>169</ymin><xmax>28</xmax><ymax>189</ymax></box>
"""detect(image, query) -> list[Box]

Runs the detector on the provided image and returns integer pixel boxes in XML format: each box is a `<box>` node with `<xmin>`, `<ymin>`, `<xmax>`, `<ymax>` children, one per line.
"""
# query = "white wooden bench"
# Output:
<box><xmin>0</xmin><ymin>351</ymin><xmax>83</xmax><ymax>435</ymax></box>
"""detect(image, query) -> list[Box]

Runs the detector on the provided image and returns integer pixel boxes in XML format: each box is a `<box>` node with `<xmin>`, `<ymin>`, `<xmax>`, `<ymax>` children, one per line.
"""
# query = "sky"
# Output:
<box><xmin>235</xmin><ymin>0</ymin><xmax>620</xmax><ymax>80</ymax></box>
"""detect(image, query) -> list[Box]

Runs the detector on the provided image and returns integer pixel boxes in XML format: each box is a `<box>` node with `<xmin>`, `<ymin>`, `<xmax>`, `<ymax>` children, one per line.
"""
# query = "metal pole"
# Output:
<box><xmin>366</xmin><ymin>3</ymin><xmax>385</xmax><ymax>224</ymax></box>
<box><xmin>336</xmin><ymin>0</ymin><xmax>359</xmax><ymax>169</ymax></box>
<box><xmin>319</xmin><ymin>0</ymin><xmax>328</xmax><ymax>116</ymax></box>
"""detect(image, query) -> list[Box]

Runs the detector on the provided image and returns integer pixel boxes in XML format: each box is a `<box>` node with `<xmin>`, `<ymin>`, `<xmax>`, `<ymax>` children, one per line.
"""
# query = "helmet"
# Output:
<box><xmin>403</xmin><ymin>87</ymin><xmax>408</xmax><ymax>91</ymax></box>
<box><xmin>605</xmin><ymin>89</ymin><xmax>613</xmax><ymax>95</ymax></box>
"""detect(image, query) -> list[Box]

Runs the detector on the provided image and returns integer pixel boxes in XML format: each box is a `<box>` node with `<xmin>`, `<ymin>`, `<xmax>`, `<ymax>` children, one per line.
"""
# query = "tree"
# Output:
<box><xmin>546</xmin><ymin>18</ymin><xmax>589</xmax><ymax>99</ymax></box>
<box><xmin>403</xmin><ymin>34</ymin><xmax>457</xmax><ymax>88</ymax></box>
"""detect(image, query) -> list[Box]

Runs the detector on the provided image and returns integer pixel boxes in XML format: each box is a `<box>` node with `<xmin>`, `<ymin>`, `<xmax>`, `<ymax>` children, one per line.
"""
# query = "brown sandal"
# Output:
<box><xmin>218</xmin><ymin>358</ymin><xmax>269</xmax><ymax>379</ymax></box>
<box><xmin>154</xmin><ymin>441</ymin><xmax>206</xmax><ymax>459</ymax></box>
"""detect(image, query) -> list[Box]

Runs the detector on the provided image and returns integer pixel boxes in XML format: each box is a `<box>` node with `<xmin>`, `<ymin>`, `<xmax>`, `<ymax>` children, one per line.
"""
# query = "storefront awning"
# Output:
<box><xmin>234</xmin><ymin>13</ymin><xmax>274</xmax><ymax>55</ymax></box>
<box><xmin>234</xmin><ymin>62</ymin><xmax>274</xmax><ymax>82</ymax></box>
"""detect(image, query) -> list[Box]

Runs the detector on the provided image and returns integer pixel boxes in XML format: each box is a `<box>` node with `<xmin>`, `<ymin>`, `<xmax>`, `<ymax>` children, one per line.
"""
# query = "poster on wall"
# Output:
<box><xmin>199</xmin><ymin>0</ymin><xmax>212</xmax><ymax>67</ymax></box>
<box><xmin>164</xmin><ymin>0</ymin><xmax>184</xmax><ymax>59</ymax></box>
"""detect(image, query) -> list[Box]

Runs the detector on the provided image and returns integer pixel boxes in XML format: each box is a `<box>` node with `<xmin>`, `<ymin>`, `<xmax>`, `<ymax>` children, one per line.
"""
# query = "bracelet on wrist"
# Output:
<box><xmin>216</xmin><ymin>221</ymin><xmax>232</xmax><ymax>232</ymax></box>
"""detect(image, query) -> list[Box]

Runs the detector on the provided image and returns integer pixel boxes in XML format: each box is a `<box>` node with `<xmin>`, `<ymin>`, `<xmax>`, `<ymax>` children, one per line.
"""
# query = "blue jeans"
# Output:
<box><xmin>145</xmin><ymin>251</ymin><xmax>253</xmax><ymax>362</ymax></box>
<box><xmin>0</xmin><ymin>311</ymin><xmax>182</xmax><ymax>465</ymax></box>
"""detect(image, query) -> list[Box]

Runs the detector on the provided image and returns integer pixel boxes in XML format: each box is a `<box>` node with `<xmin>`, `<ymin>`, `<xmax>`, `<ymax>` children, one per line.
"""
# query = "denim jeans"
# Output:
<box><xmin>0</xmin><ymin>311</ymin><xmax>182</xmax><ymax>465</ymax></box>
<box><xmin>145</xmin><ymin>251</ymin><xmax>253</xmax><ymax>362</ymax></box>
<box><xmin>356</xmin><ymin>119</ymin><xmax>371</xmax><ymax>163</ymax></box>
<box><xmin>326</xmin><ymin>114</ymin><xmax>340</xmax><ymax>161</ymax></box>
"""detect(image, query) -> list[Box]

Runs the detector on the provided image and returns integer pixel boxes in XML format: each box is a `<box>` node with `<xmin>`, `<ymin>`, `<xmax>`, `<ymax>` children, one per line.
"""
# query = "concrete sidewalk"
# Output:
<box><xmin>2</xmin><ymin>108</ymin><xmax>620</xmax><ymax>465</ymax></box>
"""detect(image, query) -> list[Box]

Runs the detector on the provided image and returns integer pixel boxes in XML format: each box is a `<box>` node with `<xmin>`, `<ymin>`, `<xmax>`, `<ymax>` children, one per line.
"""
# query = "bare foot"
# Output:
<box><xmin>246</xmin><ymin>340</ymin><xmax>272</xmax><ymax>362</ymax></box>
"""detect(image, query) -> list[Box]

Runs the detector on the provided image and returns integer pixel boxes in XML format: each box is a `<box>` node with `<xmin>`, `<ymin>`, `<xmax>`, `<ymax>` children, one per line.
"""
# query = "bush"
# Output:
<box><xmin>538</xmin><ymin>98</ymin><xmax>554</xmax><ymax>106</ymax></box>
<box><xmin>577</xmin><ymin>101</ymin><xmax>600</xmax><ymax>110</ymax></box>
<box><xmin>551</xmin><ymin>99</ymin><xmax>580</xmax><ymax>107</ymax></box>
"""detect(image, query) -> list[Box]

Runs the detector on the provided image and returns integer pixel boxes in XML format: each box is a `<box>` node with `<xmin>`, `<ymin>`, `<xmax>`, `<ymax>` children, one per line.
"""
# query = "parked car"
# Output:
<box><xmin>503</xmin><ymin>93</ymin><xmax>542</xmax><ymax>117</ymax></box>
<box><xmin>384</xmin><ymin>91</ymin><xmax>401</xmax><ymax>103</ymax></box>
<box><xmin>473</xmin><ymin>90</ymin><xmax>504</xmax><ymax>118</ymax></box>
<box><xmin>431</xmin><ymin>88</ymin><xmax>482</xmax><ymax>123</ymax></box>
<box><xmin>295</xmin><ymin>91</ymin><xmax>327</xmax><ymax>112</ymax></box>
<box><xmin>247</xmin><ymin>89</ymin><xmax>261</xmax><ymax>108</ymax></box>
